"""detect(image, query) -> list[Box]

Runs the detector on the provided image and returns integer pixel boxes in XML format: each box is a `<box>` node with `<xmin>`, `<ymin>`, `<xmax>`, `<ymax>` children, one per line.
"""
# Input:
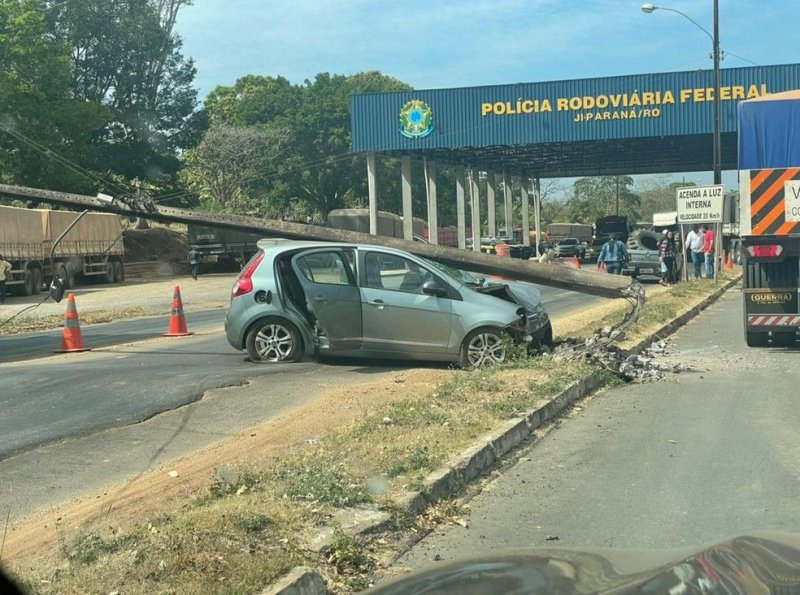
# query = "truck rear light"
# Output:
<box><xmin>232</xmin><ymin>251</ymin><xmax>264</xmax><ymax>297</ymax></box>
<box><xmin>747</xmin><ymin>245</ymin><xmax>784</xmax><ymax>258</ymax></box>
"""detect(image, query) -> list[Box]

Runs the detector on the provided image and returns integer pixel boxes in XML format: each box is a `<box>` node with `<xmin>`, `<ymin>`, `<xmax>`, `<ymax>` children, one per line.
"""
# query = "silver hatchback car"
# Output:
<box><xmin>224</xmin><ymin>241</ymin><xmax>552</xmax><ymax>367</ymax></box>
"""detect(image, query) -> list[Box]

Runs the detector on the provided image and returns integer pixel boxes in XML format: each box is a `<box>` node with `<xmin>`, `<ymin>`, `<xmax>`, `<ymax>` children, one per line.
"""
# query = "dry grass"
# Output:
<box><xmin>9</xmin><ymin>272</ymin><xmax>739</xmax><ymax>594</ymax></box>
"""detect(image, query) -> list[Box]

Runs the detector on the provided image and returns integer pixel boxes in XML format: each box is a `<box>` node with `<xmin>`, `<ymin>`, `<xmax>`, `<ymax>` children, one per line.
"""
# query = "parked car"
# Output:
<box><xmin>224</xmin><ymin>241</ymin><xmax>552</xmax><ymax>367</ymax></box>
<box><xmin>554</xmin><ymin>238</ymin><xmax>586</xmax><ymax>259</ymax></box>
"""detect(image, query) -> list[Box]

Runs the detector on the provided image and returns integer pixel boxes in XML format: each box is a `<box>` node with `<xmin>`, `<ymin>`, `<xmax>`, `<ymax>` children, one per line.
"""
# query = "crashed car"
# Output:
<box><xmin>224</xmin><ymin>241</ymin><xmax>552</xmax><ymax>367</ymax></box>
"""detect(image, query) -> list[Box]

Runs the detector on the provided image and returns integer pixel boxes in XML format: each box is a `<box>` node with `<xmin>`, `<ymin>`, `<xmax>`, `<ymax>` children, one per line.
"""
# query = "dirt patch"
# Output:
<box><xmin>123</xmin><ymin>226</ymin><xmax>188</xmax><ymax>262</ymax></box>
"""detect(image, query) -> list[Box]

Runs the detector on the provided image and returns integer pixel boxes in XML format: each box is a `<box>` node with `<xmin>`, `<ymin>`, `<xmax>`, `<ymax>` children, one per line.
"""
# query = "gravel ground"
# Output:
<box><xmin>0</xmin><ymin>273</ymin><xmax>235</xmax><ymax>320</ymax></box>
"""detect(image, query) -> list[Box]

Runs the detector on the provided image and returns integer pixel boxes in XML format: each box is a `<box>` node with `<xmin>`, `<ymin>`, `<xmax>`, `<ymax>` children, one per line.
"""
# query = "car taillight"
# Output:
<box><xmin>232</xmin><ymin>251</ymin><xmax>265</xmax><ymax>297</ymax></box>
<box><xmin>746</xmin><ymin>245</ymin><xmax>784</xmax><ymax>258</ymax></box>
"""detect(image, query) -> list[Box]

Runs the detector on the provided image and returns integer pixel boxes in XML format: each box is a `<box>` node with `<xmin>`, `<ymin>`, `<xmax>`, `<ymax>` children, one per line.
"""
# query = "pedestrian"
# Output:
<box><xmin>188</xmin><ymin>247</ymin><xmax>200</xmax><ymax>280</ymax></box>
<box><xmin>702</xmin><ymin>223</ymin><xmax>716</xmax><ymax>279</ymax></box>
<box><xmin>659</xmin><ymin>230</ymin><xmax>677</xmax><ymax>286</ymax></box>
<box><xmin>685</xmin><ymin>224</ymin><xmax>705</xmax><ymax>279</ymax></box>
<box><xmin>0</xmin><ymin>255</ymin><xmax>11</xmax><ymax>304</ymax></box>
<box><xmin>597</xmin><ymin>234</ymin><xmax>628</xmax><ymax>275</ymax></box>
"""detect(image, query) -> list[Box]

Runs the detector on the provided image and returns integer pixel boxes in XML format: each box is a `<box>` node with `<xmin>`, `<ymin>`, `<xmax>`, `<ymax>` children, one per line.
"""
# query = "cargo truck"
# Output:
<box><xmin>546</xmin><ymin>223</ymin><xmax>593</xmax><ymax>244</ymax></box>
<box><xmin>0</xmin><ymin>205</ymin><xmax>124</xmax><ymax>295</ymax></box>
<box><xmin>738</xmin><ymin>90</ymin><xmax>800</xmax><ymax>347</ymax></box>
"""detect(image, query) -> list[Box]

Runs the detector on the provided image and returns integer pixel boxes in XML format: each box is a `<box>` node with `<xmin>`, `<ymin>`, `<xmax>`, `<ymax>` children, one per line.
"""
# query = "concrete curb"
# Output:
<box><xmin>260</xmin><ymin>566</ymin><xmax>327</xmax><ymax>595</ymax></box>
<box><xmin>266</xmin><ymin>275</ymin><xmax>742</xmax><ymax>593</ymax></box>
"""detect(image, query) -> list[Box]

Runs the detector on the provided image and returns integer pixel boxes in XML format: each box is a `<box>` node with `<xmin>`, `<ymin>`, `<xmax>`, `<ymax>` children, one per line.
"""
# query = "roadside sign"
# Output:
<box><xmin>676</xmin><ymin>185</ymin><xmax>724</xmax><ymax>223</ymax></box>
<box><xmin>785</xmin><ymin>180</ymin><xmax>800</xmax><ymax>222</ymax></box>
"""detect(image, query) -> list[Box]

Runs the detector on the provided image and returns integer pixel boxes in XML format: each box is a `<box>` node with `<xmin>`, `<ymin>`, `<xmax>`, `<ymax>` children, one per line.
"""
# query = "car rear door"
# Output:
<box><xmin>359</xmin><ymin>250</ymin><xmax>453</xmax><ymax>356</ymax></box>
<box><xmin>291</xmin><ymin>249</ymin><xmax>361</xmax><ymax>350</ymax></box>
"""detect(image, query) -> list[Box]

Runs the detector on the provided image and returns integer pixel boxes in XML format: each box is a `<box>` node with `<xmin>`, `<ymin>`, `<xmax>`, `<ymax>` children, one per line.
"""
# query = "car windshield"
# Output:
<box><xmin>423</xmin><ymin>256</ymin><xmax>480</xmax><ymax>286</ymax></box>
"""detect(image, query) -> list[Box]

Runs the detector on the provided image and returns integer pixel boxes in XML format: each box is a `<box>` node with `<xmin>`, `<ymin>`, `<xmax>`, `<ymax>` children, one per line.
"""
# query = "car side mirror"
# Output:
<box><xmin>422</xmin><ymin>280</ymin><xmax>447</xmax><ymax>298</ymax></box>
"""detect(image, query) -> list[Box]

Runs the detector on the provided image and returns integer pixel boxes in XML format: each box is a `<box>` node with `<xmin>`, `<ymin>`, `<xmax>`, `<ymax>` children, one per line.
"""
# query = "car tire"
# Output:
<box><xmin>538</xmin><ymin>321</ymin><xmax>554</xmax><ymax>348</ymax></box>
<box><xmin>32</xmin><ymin>268</ymin><xmax>42</xmax><ymax>294</ymax></box>
<box><xmin>245</xmin><ymin>317</ymin><xmax>302</xmax><ymax>363</ymax></box>
<box><xmin>459</xmin><ymin>326</ymin><xmax>507</xmax><ymax>369</ymax></box>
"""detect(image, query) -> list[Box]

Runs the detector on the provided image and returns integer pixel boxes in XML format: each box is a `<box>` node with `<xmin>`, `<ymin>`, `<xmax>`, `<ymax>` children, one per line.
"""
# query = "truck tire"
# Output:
<box><xmin>104</xmin><ymin>261</ymin><xmax>114</xmax><ymax>284</ymax></box>
<box><xmin>21</xmin><ymin>269</ymin><xmax>34</xmax><ymax>296</ymax></box>
<box><xmin>58</xmin><ymin>264</ymin><xmax>75</xmax><ymax>289</ymax></box>
<box><xmin>113</xmin><ymin>261</ymin><xmax>124</xmax><ymax>283</ymax></box>
<box><xmin>32</xmin><ymin>268</ymin><xmax>42</xmax><ymax>294</ymax></box>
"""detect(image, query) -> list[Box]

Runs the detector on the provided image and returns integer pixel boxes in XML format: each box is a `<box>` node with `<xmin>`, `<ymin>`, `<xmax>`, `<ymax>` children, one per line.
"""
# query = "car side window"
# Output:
<box><xmin>364</xmin><ymin>252</ymin><xmax>436</xmax><ymax>295</ymax></box>
<box><xmin>294</xmin><ymin>251</ymin><xmax>353</xmax><ymax>286</ymax></box>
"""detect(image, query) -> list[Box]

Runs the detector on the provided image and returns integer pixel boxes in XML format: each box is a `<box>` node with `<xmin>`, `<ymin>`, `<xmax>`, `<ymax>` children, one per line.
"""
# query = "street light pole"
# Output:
<box><xmin>642</xmin><ymin>2</ymin><xmax>722</xmax><ymax>184</ymax></box>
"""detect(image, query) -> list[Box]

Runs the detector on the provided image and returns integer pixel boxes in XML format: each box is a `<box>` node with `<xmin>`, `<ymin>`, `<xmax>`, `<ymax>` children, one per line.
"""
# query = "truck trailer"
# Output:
<box><xmin>738</xmin><ymin>90</ymin><xmax>800</xmax><ymax>347</ymax></box>
<box><xmin>0</xmin><ymin>205</ymin><xmax>124</xmax><ymax>295</ymax></box>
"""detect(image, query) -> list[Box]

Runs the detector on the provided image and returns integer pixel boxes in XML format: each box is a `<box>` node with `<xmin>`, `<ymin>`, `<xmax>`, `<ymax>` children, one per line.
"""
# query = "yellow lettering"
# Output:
<box><xmin>706</xmin><ymin>87</ymin><xmax>715</xmax><ymax>100</ymax></box>
<box><xmin>732</xmin><ymin>86</ymin><xmax>745</xmax><ymax>99</ymax></box>
<box><xmin>610</xmin><ymin>94</ymin><xmax>622</xmax><ymax>108</ymax></box>
<box><xmin>541</xmin><ymin>99</ymin><xmax>552</xmax><ymax>112</ymax></box>
<box><xmin>642</xmin><ymin>92</ymin><xmax>655</xmax><ymax>105</ymax></box>
<box><xmin>720</xmin><ymin>86</ymin><xmax>731</xmax><ymax>100</ymax></box>
<box><xmin>652</xmin><ymin>108</ymin><xmax>661</xmax><ymax>117</ymax></box>
<box><xmin>585</xmin><ymin>113</ymin><xmax>594</xmax><ymax>121</ymax></box>
<box><xmin>596</xmin><ymin>95</ymin><xmax>609</xmax><ymax>109</ymax></box>
<box><xmin>629</xmin><ymin>109</ymin><xmax>638</xmax><ymax>119</ymax></box>
<box><xmin>521</xmin><ymin>99</ymin><xmax>534</xmax><ymax>113</ymax></box>
<box><xmin>493</xmin><ymin>101</ymin><xmax>506</xmax><ymax>115</ymax></box>
<box><xmin>747</xmin><ymin>84</ymin><xmax>760</xmax><ymax>99</ymax></box>
<box><xmin>629</xmin><ymin>92</ymin><xmax>641</xmax><ymax>107</ymax></box>
<box><xmin>680</xmin><ymin>89</ymin><xmax>692</xmax><ymax>103</ymax></box>
<box><xmin>481</xmin><ymin>103</ymin><xmax>492</xmax><ymax>116</ymax></box>
<box><xmin>602</xmin><ymin>111</ymin><xmax>611</xmax><ymax>120</ymax></box>
<box><xmin>557</xmin><ymin>98</ymin><xmax>569</xmax><ymax>111</ymax></box>
<box><xmin>761</xmin><ymin>83</ymin><xmax>768</xmax><ymax>95</ymax></box>
<box><xmin>612</xmin><ymin>111</ymin><xmax>620</xmax><ymax>119</ymax></box>
<box><xmin>693</xmin><ymin>88</ymin><xmax>705</xmax><ymax>102</ymax></box>
<box><xmin>663</xmin><ymin>90</ymin><xmax>675</xmax><ymax>104</ymax></box>
<box><xmin>569</xmin><ymin>97</ymin><xmax>582</xmax><ymax>110</ymax></box>
<box><xmin>643</xmin><ymin>109</ymin><xmax>651</xmax><ymax>117</ymax></box>
<box><xmin>583</xmin><ymin>96</ymin><xmax>595</xmax><ymax>109</ymax></box>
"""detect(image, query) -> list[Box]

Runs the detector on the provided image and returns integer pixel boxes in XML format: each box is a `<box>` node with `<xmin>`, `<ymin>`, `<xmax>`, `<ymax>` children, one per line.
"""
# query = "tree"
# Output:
<box><xmin>569</xmin><ymin>176</ymin><xmax>641</xmax><ymax>223</ymax></box>
<box><xmin>183</xmin><ymin>124</ymin><xmax>292</xmax><ymax>213</ymax></box>
<box><xmin>637</xmin><ymin>175</ymin><xmax>696</xmax><ymax>221</ymax></box>
<box><xmin>48</xmin><ymin>0</ymin><xmax>198</xmax><ymax>183</ymax></box>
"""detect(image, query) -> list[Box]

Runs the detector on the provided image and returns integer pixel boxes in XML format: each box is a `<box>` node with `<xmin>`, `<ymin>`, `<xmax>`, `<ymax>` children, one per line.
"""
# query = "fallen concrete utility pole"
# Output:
<box><xmin>0</xmin><ymin>184</ymin><xmax>635</xmax><ymax>300</ymax></box>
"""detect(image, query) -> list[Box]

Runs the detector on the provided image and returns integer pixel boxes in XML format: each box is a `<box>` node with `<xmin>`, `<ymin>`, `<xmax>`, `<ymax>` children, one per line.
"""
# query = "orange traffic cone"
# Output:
<box><xmin>163</xmin><ymin>285</ymin><xmax>194</xmax><ymax>337</ymax></box>
<box><xmin>725</xmin><ymin>252</ymin><xmax>734</xmax><ymax>270</ymax></box>
<box><xmin>572</xmin><ymin>255</ymin><xmax>581</xmax><ymax>269</ymax></box>
<box><xmin>598</xmin><ymin>262</ymin><xmax>606</xmax><ymax>272</ymax></box>
<box><xmin>55</xmin><ymin>293</ymin><xmax>90</xmax><ymax>353</ymax></box>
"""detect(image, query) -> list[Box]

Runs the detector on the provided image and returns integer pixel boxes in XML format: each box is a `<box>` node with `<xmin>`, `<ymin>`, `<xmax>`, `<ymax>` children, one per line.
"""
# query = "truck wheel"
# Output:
<box><xmin>32</xmin><ymin>268</ymin><xmax>42</xmax><ymax>294</ymax></box>
<box><xmin>21</xmin><ymin>269</ymin><xmax>34</xmax><ymax>296</ymax></box>
<box><xmin>113</xmin><ymin>261</ymin><xmax>124</xmax><ymax>283</ymax></box>
<box><xmin>745</xmin><ymin>331</ymin><xmax>769</xmax><ymax>348</ymax></box>
<box><xmin>104</xmin><ymin>262</ymin><xmax>114</xmax><ymax>284</ymax></box>
<box><xmin>58</xmin><ymin>265</ymin><xmax>75</xmax><ymax>289</ymax></box>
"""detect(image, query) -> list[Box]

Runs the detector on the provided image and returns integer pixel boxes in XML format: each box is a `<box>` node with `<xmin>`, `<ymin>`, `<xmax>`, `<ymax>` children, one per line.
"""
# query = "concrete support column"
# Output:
<box><xmin>456</xmin><ymin>168</ymin><xmax>466</xmax><ymax>249</ymax></box>
<box><xmin>470</xmin><ymin>168</ymin><xmax>481</xmax><ymax>252</ymax></box>
<box><xmin>502</xmin><ymin>169</ymin><xmax>513</xmax><ymax>240</ymax></box>
<box><xmin>519</xmin><ymin>176</ymin><xmax>531</xmax><ymax>247</ymax></box>
<box><xmin>401</xmin><ymin>156</ymin><xmax>413</xmax><ymax>241</ymax></box>
<box><xmin>424</xmin><ymin>158</ymin><xmax>438</xmax><ymax>245</ymax></box>
<box><xmin>486</xmin><ymin>171</ymin><xmax>496</xmax><ymax>238</ymax></box>
<box><xmin>367</xmin><ymin>153</ymin><xmax>378</xmax><ymax>235</ymax></box>
<box><xmin>533</xmin><ymin>177</ymin><xmax>542</xmax><ymax>254</ymax></box>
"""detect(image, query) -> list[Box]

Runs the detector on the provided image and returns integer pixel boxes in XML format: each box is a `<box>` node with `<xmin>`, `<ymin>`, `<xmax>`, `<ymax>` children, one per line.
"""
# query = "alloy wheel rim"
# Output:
<box><xmin>467</xmin><ymin>332</ymin><xmax>506</xmax><ymax>367</ymax></box>
<box><xmin>255</xmin><ymin>324</ymin><xmax>293</xmax><ymax>362</ymax></box>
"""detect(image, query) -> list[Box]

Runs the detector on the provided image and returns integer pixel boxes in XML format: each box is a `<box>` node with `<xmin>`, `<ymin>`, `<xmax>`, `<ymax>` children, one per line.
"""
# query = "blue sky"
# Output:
<box><xmin>175</xmin><ymin>0</ymin><xmax>800</xmax><ymax>188</ymax></box>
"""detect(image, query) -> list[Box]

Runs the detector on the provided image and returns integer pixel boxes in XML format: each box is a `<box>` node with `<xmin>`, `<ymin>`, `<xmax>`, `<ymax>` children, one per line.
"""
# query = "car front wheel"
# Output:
<box><xmin>246</xmin><ymin>317</ymin><xmax>302</xmax><ymax>363</ymax></box>
<box><xmin>459</xmin><ymin>326</ymin><xmax>507</xmax><ymax>369</ymax></box>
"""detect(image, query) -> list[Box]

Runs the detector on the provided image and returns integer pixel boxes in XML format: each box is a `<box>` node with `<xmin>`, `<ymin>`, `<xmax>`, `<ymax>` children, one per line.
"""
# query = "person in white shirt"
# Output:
<box><xmin>0</xmin><ymin>255</ymin><xmax>11</xmax><ymax>304</ymax></box>
<box><xmin>685</xmin><ymin>225</ymin><xmax>705</xmax><ymax>279</ymax></box>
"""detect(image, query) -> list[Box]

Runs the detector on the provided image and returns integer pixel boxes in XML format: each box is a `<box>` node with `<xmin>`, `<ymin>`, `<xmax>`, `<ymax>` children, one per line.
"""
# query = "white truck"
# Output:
<box><xmin>0</xmin><ymin>205</ymin><xmax>125</xmax><ymax>295</ymax></box>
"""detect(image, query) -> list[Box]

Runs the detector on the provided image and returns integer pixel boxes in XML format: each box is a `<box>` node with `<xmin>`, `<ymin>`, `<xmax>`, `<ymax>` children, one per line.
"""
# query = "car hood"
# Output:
<box><xmin>473</xmin><ymin>281</ymin><xmax>543</xmax><ymax>313</ymax></box>
<box><xmin>368</xmin><ymin>533</ymin><xmax>800</xmax><ymax>594</ymax></box>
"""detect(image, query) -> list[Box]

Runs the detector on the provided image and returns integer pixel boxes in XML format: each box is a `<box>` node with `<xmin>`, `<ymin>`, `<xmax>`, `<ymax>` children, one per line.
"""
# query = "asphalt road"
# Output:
<box><xmin>0</xmin><ymin>309</ymin><xmax>225</xmax><ymax>363</ymax></box>
<box><xmin>394</xmin><ymin>287</ymin><xmax>800</xmax><ymax>575</ymax></box>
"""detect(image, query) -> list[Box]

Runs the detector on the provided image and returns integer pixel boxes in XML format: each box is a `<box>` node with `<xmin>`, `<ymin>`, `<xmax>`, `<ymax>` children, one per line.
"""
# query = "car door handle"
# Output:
<box><xmin>368</xmin><ymin>299</ymin><xmax>385</xmax><ymax>309</ymax></box>
<box><xmin>313</xmin><ymin>296</ymin><xmax>327</xmax><ymax>303</ymax></box>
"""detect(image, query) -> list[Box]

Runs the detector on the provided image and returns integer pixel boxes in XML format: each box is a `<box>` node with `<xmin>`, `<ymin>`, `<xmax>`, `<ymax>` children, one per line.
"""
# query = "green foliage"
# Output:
<box><xmin>64</xmin><ymin>532</ymin><xmax>123</xmax><ymax>565</ymax></box>
<box><xmin>236</xmin><ymin>513</ymin><xmax>274</xmax><ymax>534</ymax></box>
<box><xmin>568</xmin><ymin>176</ymin><xmax>641</xmax><ymax>223</ymax></box>
<box><xmin>278</xmin><ymin>464</ymin><xmax>372</xmax><ymax>507</ymax></box>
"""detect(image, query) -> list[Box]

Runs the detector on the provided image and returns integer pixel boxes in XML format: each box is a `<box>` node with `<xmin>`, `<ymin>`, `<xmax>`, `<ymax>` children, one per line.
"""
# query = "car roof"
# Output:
<box><xmin>256</xmin><ymin>239</ymin><xmax>422</xmax><ymax>259</ymax></box>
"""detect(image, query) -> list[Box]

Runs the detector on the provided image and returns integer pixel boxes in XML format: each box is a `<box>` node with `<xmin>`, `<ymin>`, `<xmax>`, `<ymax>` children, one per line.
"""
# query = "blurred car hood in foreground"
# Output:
<box><xmin>369</xmin><ymin>533</ymin><xmax>800</xmax><ymax>594</ymax></box>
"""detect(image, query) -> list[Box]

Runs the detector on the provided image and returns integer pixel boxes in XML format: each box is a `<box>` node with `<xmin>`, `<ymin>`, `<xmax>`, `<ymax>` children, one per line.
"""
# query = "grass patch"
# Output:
<box><xmin>14</xmin><ymin>272</ymin><xmax>738</xmax><ymax>593</ymax></box>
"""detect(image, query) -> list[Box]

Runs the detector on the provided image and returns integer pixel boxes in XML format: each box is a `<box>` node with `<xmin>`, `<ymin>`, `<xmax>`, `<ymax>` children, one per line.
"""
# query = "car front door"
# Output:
<box><xmin>291</xmin><ymin>249</ymin><xmax>361</xmax><ymax>351</ymax></box>
<box><xmin>359</xmin><ymin>250</ymin><xmax>453</xmax><ymax>356</ymax></box>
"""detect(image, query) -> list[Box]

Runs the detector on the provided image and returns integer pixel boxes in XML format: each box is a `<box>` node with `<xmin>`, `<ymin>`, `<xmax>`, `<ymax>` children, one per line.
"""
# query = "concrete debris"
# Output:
<box><xmin>382</xmin><ymin>417</ymin><xmax>393</xmax><ymax>426</ymax></box>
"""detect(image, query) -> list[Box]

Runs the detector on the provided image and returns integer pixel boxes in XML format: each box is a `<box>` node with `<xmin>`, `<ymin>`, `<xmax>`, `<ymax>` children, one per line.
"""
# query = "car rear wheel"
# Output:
<box><xmin>459</xmin><ymin>326</ymin><xmax>507</xmax><ymax>369</ymax></box>
<box><xmin>245</xmin><ymin>317</ymin><xmax>302</xmax><ymax>363</ymax></box>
